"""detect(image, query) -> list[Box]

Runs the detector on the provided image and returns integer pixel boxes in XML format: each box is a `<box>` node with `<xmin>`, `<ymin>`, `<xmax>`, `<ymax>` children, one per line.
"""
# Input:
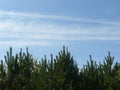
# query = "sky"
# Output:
<box><xmin>0</xmin><ymin>0</ymin><xmax>120</xmax><ymax>67</ymax></box>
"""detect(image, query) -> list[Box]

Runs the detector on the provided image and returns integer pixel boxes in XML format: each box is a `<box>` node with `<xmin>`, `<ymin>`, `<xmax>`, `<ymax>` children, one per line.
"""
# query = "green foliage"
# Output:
<box><xmin>0</xmin><ymin>47</ymin><xmax>119</xmax><ymax>90</ymax></box>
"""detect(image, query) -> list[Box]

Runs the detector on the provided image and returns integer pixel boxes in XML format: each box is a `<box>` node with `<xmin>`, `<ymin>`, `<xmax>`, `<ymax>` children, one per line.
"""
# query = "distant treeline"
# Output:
<box><xmin>0</xmin><ymin>46</ymin><xmax>120</xmax><ymax>90</ymax></box>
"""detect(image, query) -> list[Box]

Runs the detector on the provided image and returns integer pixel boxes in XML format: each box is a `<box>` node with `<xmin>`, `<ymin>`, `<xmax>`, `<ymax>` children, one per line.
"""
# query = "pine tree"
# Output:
<box><xmin>54</xmin><ymin>46</ymin><xmax>79</xmax><ymax>90</ymax></box>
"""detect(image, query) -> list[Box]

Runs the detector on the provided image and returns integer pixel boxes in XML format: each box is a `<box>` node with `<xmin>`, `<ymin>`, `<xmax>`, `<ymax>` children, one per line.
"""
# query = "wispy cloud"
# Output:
<box><xmin>0</xmin><ymin>11</ymin><xmax>120</xmax><ymax>47</ymax></box>
<box><xmin>0</xmin><ymin>11</ymin><xmax>120</xmax><ymax>26</ymax></box>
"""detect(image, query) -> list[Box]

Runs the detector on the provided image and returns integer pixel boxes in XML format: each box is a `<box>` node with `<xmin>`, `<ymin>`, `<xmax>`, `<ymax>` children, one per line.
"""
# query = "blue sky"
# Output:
<box><xmin>0</xmin><ymin>0</ymin><xmax>120</xmax><ymax>67</ymax></box>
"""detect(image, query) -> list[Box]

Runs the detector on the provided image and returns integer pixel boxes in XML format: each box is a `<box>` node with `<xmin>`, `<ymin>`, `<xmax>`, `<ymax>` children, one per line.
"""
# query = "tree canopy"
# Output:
<box><xmin>0</xmin><ymin>46</ymin><xmax>120</xmax><ymax>90</ymax></box>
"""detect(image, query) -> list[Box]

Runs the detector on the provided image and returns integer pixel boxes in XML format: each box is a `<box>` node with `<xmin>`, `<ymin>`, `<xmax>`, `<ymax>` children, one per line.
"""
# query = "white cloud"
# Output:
<box><xmin>0</xmin><ymin>10</ymin><xmax>120</xmax><ymax>47</ymax></box>
<box><xmin>0</xmin><ymin>41</ymin><xmax>51</xmax><ymax>46</ymax></box>
<box><xmin>0</xmin><ymin>10</ymin><xmax>120</xmax><ymax>26</ymax></box>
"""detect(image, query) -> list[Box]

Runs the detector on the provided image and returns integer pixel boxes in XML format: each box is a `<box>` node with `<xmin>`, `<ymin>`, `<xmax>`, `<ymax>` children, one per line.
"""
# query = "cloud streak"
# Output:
<box><xmin>0</xmin><ymin>11</ymin><xmax>120</xmax><ymax>26</ymax></box>
<box><xmin>0</xmin><ymin>10</ymin><xmax>120</xmax><ymax>47</ymax></box>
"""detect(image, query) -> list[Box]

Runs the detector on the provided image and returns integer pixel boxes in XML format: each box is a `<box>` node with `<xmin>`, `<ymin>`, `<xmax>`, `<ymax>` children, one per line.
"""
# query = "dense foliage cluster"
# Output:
<box><xmin>0</xmin><ymin>46</ymin><xmax>120</xmax><ymax>90</ymax></box>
